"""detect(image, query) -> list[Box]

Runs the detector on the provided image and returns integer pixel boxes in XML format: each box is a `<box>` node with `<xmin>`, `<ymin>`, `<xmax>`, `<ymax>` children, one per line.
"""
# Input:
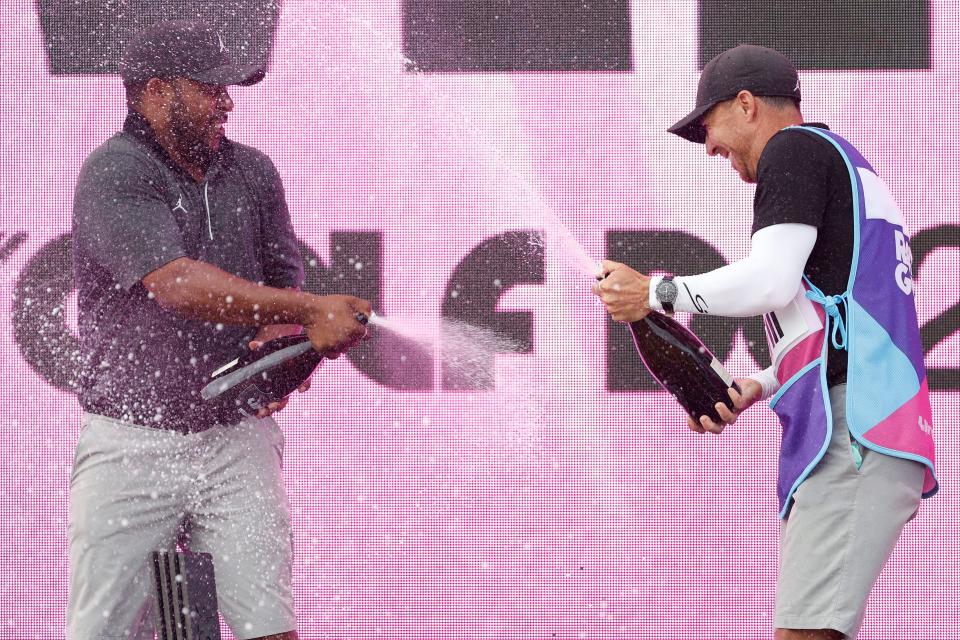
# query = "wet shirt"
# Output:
<box><xmin>752</xmin><ymin>123</ymin><xmax>855</xmax><ymax>388</ymax></box>
<box><xmin>72</xmin><ymin>111</ymin><xmax>303</xmax><ymax>431</ymax></box>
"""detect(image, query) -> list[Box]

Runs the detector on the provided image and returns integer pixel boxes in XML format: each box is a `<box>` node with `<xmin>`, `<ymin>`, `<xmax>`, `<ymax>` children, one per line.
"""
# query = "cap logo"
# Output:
<box><xmin>217</xmin><ymin>32</ymin><xmax>227</xmax><ymax>53</ymax></box>
<box><xmin>794</xmin><ymin>79</ymin><xmax>801</xmax><ymax>92</ymax></box>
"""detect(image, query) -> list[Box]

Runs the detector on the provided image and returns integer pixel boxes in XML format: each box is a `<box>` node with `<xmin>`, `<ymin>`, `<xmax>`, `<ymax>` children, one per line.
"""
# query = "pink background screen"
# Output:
<box><xmin>1</xmin><ymin>1</ymin><xmax>958</xmax><ymax>637</ymax></box>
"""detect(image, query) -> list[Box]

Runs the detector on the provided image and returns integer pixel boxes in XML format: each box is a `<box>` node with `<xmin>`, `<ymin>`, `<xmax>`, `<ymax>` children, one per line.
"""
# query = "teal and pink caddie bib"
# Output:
<box><xmin>763</xmin><ymin>126</ymin><xmax>937</xmax><ymax>519</ymax></box>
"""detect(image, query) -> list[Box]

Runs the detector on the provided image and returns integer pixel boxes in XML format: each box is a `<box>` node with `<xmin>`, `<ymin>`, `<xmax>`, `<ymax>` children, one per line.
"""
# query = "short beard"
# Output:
<box><xmin>169</xmin><ymin>87</ymin><xmax>217</xmax><ymax>169</ymax></box>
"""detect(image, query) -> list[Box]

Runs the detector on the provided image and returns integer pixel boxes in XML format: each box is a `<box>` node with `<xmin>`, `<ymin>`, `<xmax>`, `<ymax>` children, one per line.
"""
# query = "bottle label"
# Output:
<box><xmin>709</xmin><ymin>356</ymin><xmax>735</xmax><ymax>387</ymax></box>
<box><xmin>763</xmin><ymin>285</ymin><xmax>825</xmax><ymax>385</ymax></box>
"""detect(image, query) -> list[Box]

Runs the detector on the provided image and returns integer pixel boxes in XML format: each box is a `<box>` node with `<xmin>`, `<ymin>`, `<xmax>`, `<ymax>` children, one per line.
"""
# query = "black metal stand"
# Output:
<box><xmin>151</xmin><ymin>550</ymin><xmax>222</xmax><ymax>640</ymax></box>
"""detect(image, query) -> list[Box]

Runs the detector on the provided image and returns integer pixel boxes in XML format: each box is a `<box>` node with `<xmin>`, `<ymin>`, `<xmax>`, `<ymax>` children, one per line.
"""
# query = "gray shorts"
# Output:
<box><xmin>66</xmin><ymin>413</ymin><xmax>296</xmax><ymax>640</ymax></box>
<box><xmin>776</xmin><ymin>384</ymin><xmax>925</xmax><ymax>638</ymax></box>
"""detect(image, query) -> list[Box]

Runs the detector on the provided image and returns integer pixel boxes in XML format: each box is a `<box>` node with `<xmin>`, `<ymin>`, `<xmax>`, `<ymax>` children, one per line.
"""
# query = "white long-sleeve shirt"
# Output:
<box><xmin>648</xmin><ymin>222</ymin><xmax>818</xmax><ymax>400</ymax></box>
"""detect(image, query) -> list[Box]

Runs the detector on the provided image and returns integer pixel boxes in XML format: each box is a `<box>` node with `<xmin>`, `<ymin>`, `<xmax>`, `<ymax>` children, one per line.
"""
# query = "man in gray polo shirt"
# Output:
<box><xmin>68</xmin><ymin>20</ymin><xmax>370</xmax><ymax>640</ymax></box>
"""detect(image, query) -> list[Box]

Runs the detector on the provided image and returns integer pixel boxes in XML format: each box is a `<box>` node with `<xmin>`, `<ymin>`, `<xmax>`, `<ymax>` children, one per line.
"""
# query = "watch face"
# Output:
<box><xmin>657</xmin><ymin>279</ymin><xmax>679</xmax><ymax>304</ymax></box>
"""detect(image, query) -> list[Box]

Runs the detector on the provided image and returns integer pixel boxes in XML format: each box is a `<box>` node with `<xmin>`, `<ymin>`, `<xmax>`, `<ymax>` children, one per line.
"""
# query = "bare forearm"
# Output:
<box><xmin>144</xmin><ymin>257</ymin><xmax>317</xmax><ymax>326</ymax></box>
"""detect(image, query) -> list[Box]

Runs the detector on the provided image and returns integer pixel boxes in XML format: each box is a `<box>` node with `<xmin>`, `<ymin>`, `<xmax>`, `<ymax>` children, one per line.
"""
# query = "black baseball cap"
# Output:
<box><xmin>120</xmin><ymin>20</ymin><xmax>265</xmax><ymax>87</ymax></box>
<box><xmin>669</xmin><ymin>44</ymin><xmax>800</xmax><ymax>144</ymax></box>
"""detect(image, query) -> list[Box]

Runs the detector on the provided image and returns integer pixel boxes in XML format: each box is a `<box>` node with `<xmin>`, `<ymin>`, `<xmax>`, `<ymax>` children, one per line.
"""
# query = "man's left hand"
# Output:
<box><xmin>686</xmin><ymin>378</ymin><xmax>763</xmax><ymax>434</ymax></box>
<box><xmin>592</xmin><ymin>260</ymin><xmax>652</xmax><ymax>322</ymax></box>
<box><xmin>249</xmin><ymin>324</ymin><xmax>314</xmax><ymax>418</ymax></box>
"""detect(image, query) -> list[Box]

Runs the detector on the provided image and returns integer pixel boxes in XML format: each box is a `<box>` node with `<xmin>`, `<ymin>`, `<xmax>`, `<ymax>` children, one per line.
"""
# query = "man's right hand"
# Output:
<box><xmin>592</xmin><ymin>260</ymin><xmax>652</xmax><ymax>323</ymax></box>
<box><xmin>303</xmin><ymin>294</ymin><xmax>372</xmax><ymax>358</ymax></box>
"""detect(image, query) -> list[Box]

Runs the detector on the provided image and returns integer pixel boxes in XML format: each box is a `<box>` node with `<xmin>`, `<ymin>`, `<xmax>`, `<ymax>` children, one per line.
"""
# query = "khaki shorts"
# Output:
<box><xmin>776</xmin><ymin>384</ymin><xmax>925</xmax><ymax>638</ymax></box>
<box><xmin>66</xmin><ymin>413</ymin><xmax>296</xmax><ymax>640</ymax></box>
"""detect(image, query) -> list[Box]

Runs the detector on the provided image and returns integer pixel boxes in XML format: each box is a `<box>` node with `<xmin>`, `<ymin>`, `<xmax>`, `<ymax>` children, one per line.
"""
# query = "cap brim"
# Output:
<box><xmin>190</xmin><ymin>63</ymin><xmax>265</xmax><ymax>87</ymax></box>
<box><xmin>667</xmin><ymin>102</ymin><xmax>715</xmax><ymax>144</ymax></box>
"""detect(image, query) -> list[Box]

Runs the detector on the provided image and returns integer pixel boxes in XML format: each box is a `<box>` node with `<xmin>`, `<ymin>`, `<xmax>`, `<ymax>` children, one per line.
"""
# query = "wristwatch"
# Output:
<box><xmin>655</xmin><ymin>275</ymin><xmax>679</xmax><ymax>314</ymax></box>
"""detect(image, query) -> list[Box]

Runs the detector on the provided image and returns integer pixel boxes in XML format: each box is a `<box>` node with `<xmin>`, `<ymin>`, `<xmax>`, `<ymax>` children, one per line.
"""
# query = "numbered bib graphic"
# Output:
<box><xmin>763</xmin><ymin>285</ymin><xmax>825</xmax><ymax>385</ymax></box>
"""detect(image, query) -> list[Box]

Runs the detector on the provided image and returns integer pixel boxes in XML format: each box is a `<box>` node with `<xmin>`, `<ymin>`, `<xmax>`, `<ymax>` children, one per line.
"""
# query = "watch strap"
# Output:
<box><xmin>658</xmin><ymin>274</ymin><xmax>676</xmax><ymax>314</ymax></box>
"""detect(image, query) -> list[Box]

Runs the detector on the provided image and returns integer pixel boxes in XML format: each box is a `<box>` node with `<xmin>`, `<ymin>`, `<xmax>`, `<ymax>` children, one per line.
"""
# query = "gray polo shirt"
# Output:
<box><xmin>72</xmin><ymin>111</ymin><xmax>303</xmax><ymax>432</ymax></box>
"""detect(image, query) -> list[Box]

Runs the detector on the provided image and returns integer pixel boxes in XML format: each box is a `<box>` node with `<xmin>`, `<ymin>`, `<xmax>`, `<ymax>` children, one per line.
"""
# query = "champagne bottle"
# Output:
<box><xmin>201</xmin><ymin>334</ymin><xmax>322</xmax><ymax>419</ymax></box>
<box><xmin>629</xmin><ymin>311</ymin><xmax>740</xmax><ymax>424</ymax></box>
<box><xmin>201</xmin><ymin>313</ymin><xmax>369</xmax><ymax>420</ymax></box>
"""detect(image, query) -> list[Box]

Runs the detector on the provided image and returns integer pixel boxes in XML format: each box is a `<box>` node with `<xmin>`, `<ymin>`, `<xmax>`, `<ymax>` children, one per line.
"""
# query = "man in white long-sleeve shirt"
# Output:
<box><xmin>594</xmin><ymin>45</ymin><xmax>933</xmax><ymax>640</ymax></box>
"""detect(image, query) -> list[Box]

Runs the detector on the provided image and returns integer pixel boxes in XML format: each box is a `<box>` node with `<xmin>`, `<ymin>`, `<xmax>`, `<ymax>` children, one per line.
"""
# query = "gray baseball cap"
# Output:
<box><xmin>669</xmin><ymin>44</ymin><xmax>800</xmax><ymax>144</ymax></box>
<box><xmin>120</xmin><ymin>20</ymin><xmax>265</xmax><ymax>87</ymax></box>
